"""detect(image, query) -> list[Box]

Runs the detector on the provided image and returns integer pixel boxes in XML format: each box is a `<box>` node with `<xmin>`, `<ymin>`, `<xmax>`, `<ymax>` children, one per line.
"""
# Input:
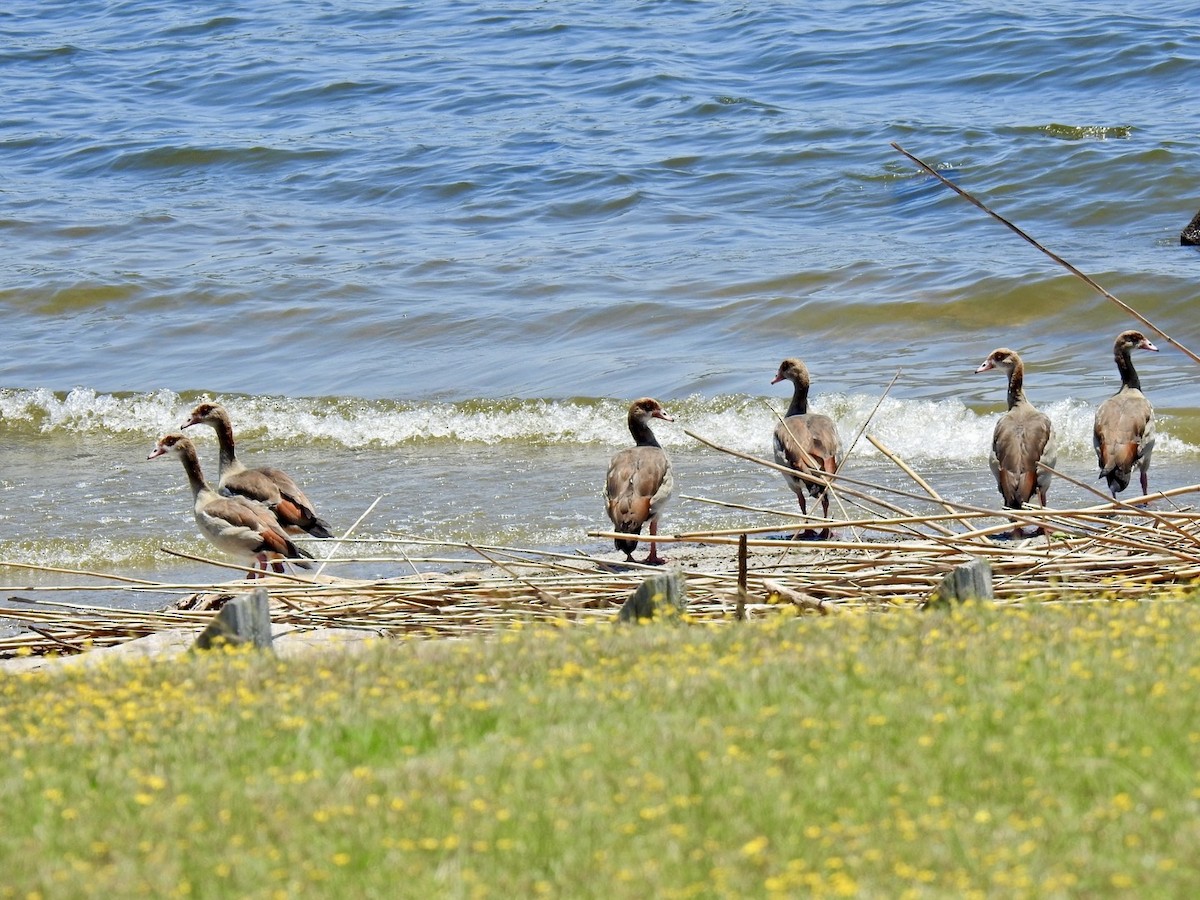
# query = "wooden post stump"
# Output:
<box><xmin>194</xmin><ymin>588</ymin><xmax>274</xmax><ymax>651</ymax></box>
<box><xmin>925</xmin><ymin>558</ymin><xmax>993</xmax><ymax>609</ymax></box>
<box><xmin>735</xmin><ymin>534</ymin><xmax>748</xmax><ymax>621</ymax></box>
<box><xmin>619</xmin><ymin>571</ymin><xmax>687</xmax><ymax>622</ymax></box>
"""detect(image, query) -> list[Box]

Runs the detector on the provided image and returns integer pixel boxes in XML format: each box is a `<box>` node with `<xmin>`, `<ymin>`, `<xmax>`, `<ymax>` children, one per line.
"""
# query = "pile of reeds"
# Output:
<box><xmin>0</xmin><ymin>546</ymin><xmax>768</xmax><ymax>658</ymax></box>
<box><xmin>3</xmin><ymin>431</ymin><xmax>1199</xmax><ymax>659</ymax></box>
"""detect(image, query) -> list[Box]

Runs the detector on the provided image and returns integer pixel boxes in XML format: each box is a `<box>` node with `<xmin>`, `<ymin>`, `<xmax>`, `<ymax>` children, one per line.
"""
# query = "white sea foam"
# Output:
<box><xmin>1</xmin><ymin>388</ymin><xmax>1194</xmax><ymax>463</ymax></box>
<box><xmin>0</xmin><ymin>387</ymin><xmax>186</xmax><ymax>436</ymax></box>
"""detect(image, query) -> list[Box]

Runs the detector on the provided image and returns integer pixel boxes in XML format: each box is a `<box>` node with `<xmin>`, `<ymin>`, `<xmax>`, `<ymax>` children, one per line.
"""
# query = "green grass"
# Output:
<box><xmin>3</xmin><ymin>597</ymin><xmax>1200</xmax><ymax>898</ymax></box>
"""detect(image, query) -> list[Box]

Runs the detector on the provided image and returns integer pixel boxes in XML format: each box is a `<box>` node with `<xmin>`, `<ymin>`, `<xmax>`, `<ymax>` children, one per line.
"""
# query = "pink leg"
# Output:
<box><xmin>642</xmin><ymin>519</ymin><xmax>667</xmax><ymax>565</ymax></box>
<box><xmin>247</xmin><ymin>554</ymin><xmax>268</xmax><ymax>580</ymax></box>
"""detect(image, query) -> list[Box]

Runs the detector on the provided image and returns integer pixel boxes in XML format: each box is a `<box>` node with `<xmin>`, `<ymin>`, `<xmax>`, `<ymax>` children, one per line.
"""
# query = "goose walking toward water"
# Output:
<box><xmin>1094</xmin><ymin>329</ymin><xmax>1158</xmax><ymax>499</ymax></box>
<box><xmin>975</xmin><ymin>348</ymin><xmax>1057</xmax><ymax>537</ymax></box>
<box><xmin>604</xmin><ymin>398</ymin><xmax>675</xmax><ymax>565</ymax></box>
<box><xmin>148</xmin><ymin>433</ymin><xmax>313</xmax><ymax>577</ymax></box>
<box><xmin>182</xmin><ymin>402</ymin><xmax>335</xmax><ymax>539</ymax></box>
<box><xmin>772</xmin><ymin>358</ymin><xmax>841</xmax><ymax>540</ymax></box>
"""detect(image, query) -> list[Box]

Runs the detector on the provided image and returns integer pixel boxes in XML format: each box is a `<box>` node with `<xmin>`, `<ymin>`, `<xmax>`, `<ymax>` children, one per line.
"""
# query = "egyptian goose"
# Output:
<box><xmin>772</xmin><ymin>358</ymin><xmax>842</xmax><ymax>539</ymax></box>
<box><xmin>604</xmin><ymin>398</ymin><xmax>675</xmax><ymax>565</ymax></box>
<box><xmin>975</xmin><ymin>348</ymin><xmax>1058</xmax><ymax>537</ymax></box>
<box><xmin>1093</xmin><ymin>329</ymin><xmax>1158</xmax><ymax>498</ymax></box>
<box><xmin>148</xmin><ymin>433</ymin><xmax>313</xmax><ymax>577</ymax></box>
<box><xmin>182</xmin><ymin>402</ymin><xmax>334</xmax><ymax>539</ymax></box>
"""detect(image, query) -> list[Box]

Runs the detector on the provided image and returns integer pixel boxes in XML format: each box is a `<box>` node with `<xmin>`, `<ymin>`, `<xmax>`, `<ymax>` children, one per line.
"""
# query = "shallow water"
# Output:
<box><xmin>2</xmin><ymin>2</ymin><xmax>1198</xmax><ymax>607</ymax></box>
<box><xmin>1</xmin><ymin>388</ymin><xmax>1194</xmax><ymax>611</ymax></box>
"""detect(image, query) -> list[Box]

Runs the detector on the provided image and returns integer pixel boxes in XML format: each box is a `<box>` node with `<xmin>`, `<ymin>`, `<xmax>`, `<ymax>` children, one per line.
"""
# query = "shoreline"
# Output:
<box><xmin>0</xmin><ymin>538</ymin><xmax>812</xmax><ymax>673</ymax></box>
<box><xmin>5</xmin><ymin>493</ymin><xmax>1200</xmax><ymax>673</ymax></box>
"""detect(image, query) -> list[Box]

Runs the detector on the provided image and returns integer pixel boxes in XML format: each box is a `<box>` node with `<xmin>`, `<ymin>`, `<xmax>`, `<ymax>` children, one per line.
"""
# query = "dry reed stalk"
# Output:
<box><xmin>840</xmin><ymin>369</ymin><xmax>902</xmax><ymax>464</ymax></box>
<box><xmin>0</xmin><ymin>564</ymin><xmax>293</xmax><ymax>596</ymax></box>
<box><xmin>675</xmin><ymin>495</ymin><xmax>988</xmax><ymax>547</ymax></box>
<box><xmin>158</xmin><ymin>546</ymin><xmax>320</xmax><ymax>586</ymax></box>
<box><xmin>892</xmin><ymin>142</ymin><xmax>1200</xmax><ymax>366</ymax></box>
<box><xmin>384</xmin><ymin>534</ymin><xmax>625</xmax><ymax>575</ymax></box>
<box><xmin>3</xmin><ymin>594</ymin><xmax>217</xmax><ymax>620</ymax></box>
<box><xmin>685</xmin><ymin>426</ymin><xmax>1063</xmax><ymax>539</ymax></box>
<box><xmin>4</xmin><ymin>585</ymin><xmax>191</xmax><ymax>595</ymax></box>
<box><xmin>686</xmin><ymin>427</ymin><xmax>920</xmax><ymax>520</ymax></box>
<box><xmin>1038</xmin><ymin>511</ymin><xmax>1194</xmax><ymax>552</ymax></box>
<box><xmin>312</xmin><ymin>495</ymin><xmax>383</xmax><ymax>577</ymax></box>
<box><xmin>586</xmin><ymin>530</ymin><xmax>971</xmax><ymax>560</ymax></box>
<box><xmin>674</xmin><ymin>510</ymin><xmax>965</xmax><ymax>538</ymax></box>
<box><xmin>1032</xmin><ymin>524</ymin><xmax>1194</xmax><ymax>564</ymax></box>
<box><xmin>866</xmin><ymin>435</ymin><xmax>977</xmax><ymax>533</ymax></box>
<box><xmin>1040</xmin><ymin>463</ymin><xmax>1200</xmax><ymax>552</ymax></box>
<box><xmin>0</xmin><ymin>559</ymin><xmax>164</xmax><ymax>585</ymax></box>
<box><xmin>673</xmin><ymin>504</ymin><xmax>1066</xmax><ymax>561</ymax></box>
<box><xmin>589</xmin><ymin>525</ymin><xmax>1091</xmax><ymax>573</ymax></box>
<box><xmin>1070</xmin><ymin>482</ymin><xmax>1200</xmax><ymax>508</ymax></box>
<box><xmin>463</xmin><ymin>542</ymin><xmax>569</xmax><ymax>607</ymax></box>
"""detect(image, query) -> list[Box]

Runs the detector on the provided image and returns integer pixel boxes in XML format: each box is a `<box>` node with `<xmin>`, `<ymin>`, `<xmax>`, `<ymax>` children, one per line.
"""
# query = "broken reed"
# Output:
<box><xmin>4</xmin><ymin>431</ymin><xmax>1200</xmax><ymax>658</ymax></box>
<box><xmin>4</xmin><ymin>498</ymin><xmax>1200</xmax><ymax>658</ymax></box>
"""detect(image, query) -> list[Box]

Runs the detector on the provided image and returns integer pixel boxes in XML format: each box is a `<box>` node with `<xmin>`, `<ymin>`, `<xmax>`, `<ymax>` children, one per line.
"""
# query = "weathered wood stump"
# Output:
<box><xmin>619</xmin><ymin>571</ymin><xmax>687</xmax><ymax>622</ymax></box>
<box><xmin>925</xmin><ymin>558</ymin><xmax>994</xmax><ymax>609</ymax></box>
<box><xmin>193</xmin><ymin>588</ymin><xmax>274</xmax><ymax>651</ymax></box>
<box><xmin>1182</xmin><ymin>208</ymin><xmax>1200</xmax><ymax>246</ymax></box>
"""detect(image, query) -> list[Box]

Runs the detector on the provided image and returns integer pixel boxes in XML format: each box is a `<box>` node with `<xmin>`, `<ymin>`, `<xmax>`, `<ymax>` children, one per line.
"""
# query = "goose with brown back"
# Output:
<box><xmin>148</xmin><ymin>433</ymin><xmax>313</xmax><ymax>577</ymax></box>
<box><xmin>772</xmin><ymin>358</ymin><xmax>841</xmax><ymax>540</ymax></box>
<box><xmin>183</xmin><ymin>402</ymin><xmax>334</xmax><ymax>538</ymax></box>
<box><xmin>1094</xmin><ymin>329</ymin><xmax>1158</xmax><ymax>498</ymax></box>
<box><xmin>604</xmin><ymin>398</ymin><xmax>675</xmax><ymax>565</ymax></box>
<box><xmin>975</xmin><ymin>348</ymin><xmax>1057</xmax><ymax>538</ymax></box>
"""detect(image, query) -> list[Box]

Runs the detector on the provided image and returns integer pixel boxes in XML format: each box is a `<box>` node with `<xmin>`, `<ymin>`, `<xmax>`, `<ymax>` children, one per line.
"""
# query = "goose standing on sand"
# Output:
<box><xmin>148</xmin><ymin>433</ymin><xmax>313</xmax><ymax>577</ymax></box>
<box><xmin>975</xmin><ymin>348</ymin><xmax>1057</xmax><ymax>537</ymax></box>
<box><xmin>605</xmin><ymin>398</ymin><xmax>675</xmax><ymax>565</ymax></box>
<box><xmin>772</xmin><ymin>358</ymin><xmax>842</xmax><ymax>540</ymax></box>
<box><xmin>1094</xmin><ymin>329</ymin><xmax>1158</xmax><ymax>498</ymax></box>
<box><xmin>182</xmin><ymin>402</ymin><xmax>334</xmax><ymax>539</ymax></box>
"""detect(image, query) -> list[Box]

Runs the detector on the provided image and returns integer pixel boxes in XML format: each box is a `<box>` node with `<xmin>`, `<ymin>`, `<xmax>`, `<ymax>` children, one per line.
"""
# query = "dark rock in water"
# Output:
<box><xmin>1181</xmin><ymin>208</ymin><xmax>1200</xmax><ymax>246</ymax></box>
<box><xmin>619</xmin><ymin>571</ymin><xmax>687</xmax><ymax>622</ymax></box>
<box><xmin>925</xmin><ymin>558</ymin><xmax>993</xmax><ymax>609</ymax></box>
<box><xmin>193</xmin><ymin>588</ymin><xmax>274</xmax><ymax>651</ymax></box>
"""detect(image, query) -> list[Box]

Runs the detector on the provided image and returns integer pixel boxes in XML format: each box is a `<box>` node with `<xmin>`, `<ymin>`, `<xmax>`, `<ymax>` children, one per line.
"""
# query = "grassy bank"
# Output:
<box><xmin>2</xmin><ymin>597</ymin><xmax>1199</xmax><ymax>898</ymax></box>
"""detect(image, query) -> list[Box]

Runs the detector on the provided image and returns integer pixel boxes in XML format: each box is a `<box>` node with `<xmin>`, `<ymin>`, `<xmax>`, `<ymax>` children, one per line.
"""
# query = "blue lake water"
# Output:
<box><xmin>2</xmin><ymin>2</ymin><xmax>1199</xmax><ymax>602</ymax></box>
